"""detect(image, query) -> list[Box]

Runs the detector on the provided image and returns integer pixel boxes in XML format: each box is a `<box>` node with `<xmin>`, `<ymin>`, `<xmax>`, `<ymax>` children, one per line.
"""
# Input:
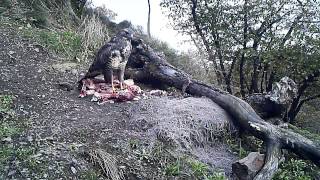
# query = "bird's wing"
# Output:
<box><xmin>87</xmin><ymin>37</ymin><xmax>132</xmax><ymax>73</ymax></box>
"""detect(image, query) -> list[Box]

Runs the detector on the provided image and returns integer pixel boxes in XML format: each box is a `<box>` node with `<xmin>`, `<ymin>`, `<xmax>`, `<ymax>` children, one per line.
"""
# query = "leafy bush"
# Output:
<box><xmin>0</xmin><ymin>122</ymin><xmax>20</xmax><ymax>139</ymax></box>
<box><xmin>188</xmin><ymin>160</ymin><xmax>227</xmax><ymax>180</ymax></box>
<box><xmin>39</xmin><ymin>30</ymin><xmax>81</xmax><ymax>55</ymax></box>
<box><xmin>165</xmin><ymin>161</ymin><xmax>181</xmax><ymax>176</ymax></box>
<box><xmin>273</xmin><ymin>159</ymin><xmax>319</xmax><ymax>180</ymax></box>
<box><xmin>0</xmin><ymin>95</ymin><xmax>13</xmax><ymax>113</ymax></box>
<box><xmin>22</xmin><ymin>27</ymin><xmax>82</xmax><ymax>60</ymax></box>
<box><xmin>206</xmin><ymin>172</ymin><xmax>226</xmax><ymax>180</ymax></box>
<box><xmin>288</xmin><ymin>124</ymin><xmax>320</xmax><ymax>143</ymax></box>
<box><xmin>189</xmin><ymin>160</ymin><xmax>209</xmax><ymax>178</ymax></box>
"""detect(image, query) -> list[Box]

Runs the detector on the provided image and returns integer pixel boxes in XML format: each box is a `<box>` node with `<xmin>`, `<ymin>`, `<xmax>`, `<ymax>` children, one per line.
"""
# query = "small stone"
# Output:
<box><xmin>72</xmin><ymin>158</ymin><xmax>78</xmax><ymax>164</ymax></box>
<box><xmin>46</xmin><ymin>137</ymin><xmax>54</xmax><ymax>141</ymax></box>
<box><xmin>37</xmin><ymin>69</ymin><xmax>42</xmax><ymax>73</ymax></box>
<box><xmin>8</xmin><ymin>170</ymin><xmax>16</xmax><ymax>176</ymax></box>
<box><xmin>26</xmin><ymin>23</ymin><xmax>31</xmax><ymax>28</ymax></box>
<box><xmin>133</xmin><ymin>96</ymin><xmax>141</xmax><ymax>101</ymax></box>
<box><xmin>19</xmin><ymin>142</ymin><xmax>28</xmax><ymax>145</ymax></box>
<box><xmin>150</xmin><ymin>90</ymin><xmax>167</xmax><ymax>96</ymax></box>
<box><xmin>70</xmin><ymin>166</ymin><xmax>77</xmax><ymax>174</ymax></box>
<box><xmin>2</xmin><ymin>137</ymin><xmax>12</xmax><ymax>143</ymax></box>
<box><xmin>71</xmin><ymin>69</ymin><xmax>78</xmax><ymax>75</ymax></box>
<box><xmin>34</xmin><ymin>48</ymin><xmax>40</xmax><ymax>52</ymax></box>
<box><xmin>31</xmin><ymin>153</ymin><xmax>42</xmax><ymax>158</ymax></box>
<box><xmin>27</xmin><ymin>136</ymin><xmax>33</xmax><ymax>142</ymax></box>
<box><xmin>8</xmin><ymin>51</ymin><xmax>14</xmax><ymax>55</ymax></box>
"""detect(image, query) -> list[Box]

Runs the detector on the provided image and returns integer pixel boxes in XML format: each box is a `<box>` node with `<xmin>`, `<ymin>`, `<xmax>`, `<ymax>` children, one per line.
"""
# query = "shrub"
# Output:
<box><xmin>37</xmin><ymin>30</ymin><xmax>81</xmax><ymax>59</ymax></box>
<box><xmin>0</xmin><ymin>95</ymin><xmax>13</xmax><ymax>113</ymax></box>
<box><xmin>273</xmin><ymin>159</ymin><xmax>319</xmax><ymax>180</ymax></box>
<box><xmin>165</xmin><ymin>161</ymin><xmax>181</xmax><ymax>176</ymax></box>
<box><xmin>189</xmin><ymin>160</ymin><xmax>209</xmax><ymax>178</ymax></box>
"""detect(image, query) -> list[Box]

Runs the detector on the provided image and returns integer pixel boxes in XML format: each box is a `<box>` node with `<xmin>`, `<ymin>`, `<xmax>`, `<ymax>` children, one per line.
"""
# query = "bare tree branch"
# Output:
<box><xmin>287</xmin><ymin>69</ymin><xmax>320</xmax><ymax>122</ymax></box>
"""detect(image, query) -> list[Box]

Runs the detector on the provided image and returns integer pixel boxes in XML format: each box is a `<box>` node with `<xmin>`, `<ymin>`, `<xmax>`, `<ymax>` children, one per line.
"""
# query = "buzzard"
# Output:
<box><xmin>79</xmin><ymin>29</ymin><xmax>133</xmax><ymax>91</ymax></box>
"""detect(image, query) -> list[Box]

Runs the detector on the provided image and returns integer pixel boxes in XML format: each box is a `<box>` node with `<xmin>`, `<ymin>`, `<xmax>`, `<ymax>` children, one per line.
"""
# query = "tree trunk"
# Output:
<box><xmin>239</xmin><ymin>0</ymin><xmax>248</xmax><ymax>98</ymax></box>
<box><xmin>147</xmin><ymin>0</ymin><xmax>151</xmax><ymax>38</ymax></box>
<box><xmin>266</xmin><ymin>71</ymin><xmax>274</xmax><ymax>92</ymax></box>
<box><xmin>190</xmin><ymin>0</ymin><xmax>222</xmax><ymax>85</ymax></box>
<box><xmin>126</xmin><ymin>39</ymin><xmax>320</xmax><ymax>179</ymax></box>
<box><xmin>251</xmin><ymin>55</ymin><xmax>260</xmax><ymax>94</ymax></box>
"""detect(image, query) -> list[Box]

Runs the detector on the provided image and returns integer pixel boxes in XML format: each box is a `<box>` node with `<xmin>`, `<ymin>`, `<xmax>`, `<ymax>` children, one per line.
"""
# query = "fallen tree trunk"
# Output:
<box><xmin>126</xmin><ymin>39</ymin><xmax>320</xmax><ymax>179</ymax></box>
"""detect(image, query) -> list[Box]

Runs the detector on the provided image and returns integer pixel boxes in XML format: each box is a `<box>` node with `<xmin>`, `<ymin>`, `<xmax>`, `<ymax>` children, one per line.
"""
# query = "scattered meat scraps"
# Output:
<box><xmin>79</xmin><ymin>78</ymin><xmax>142</xmax><ymax>104</ymax></box>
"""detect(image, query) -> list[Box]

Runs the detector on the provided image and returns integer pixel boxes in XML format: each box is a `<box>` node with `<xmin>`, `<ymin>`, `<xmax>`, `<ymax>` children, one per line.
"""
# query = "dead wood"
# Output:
<box><xmin>125</xmin><ymin>39</ymin><xmax>320</xmax><ymax>179</ymax></box>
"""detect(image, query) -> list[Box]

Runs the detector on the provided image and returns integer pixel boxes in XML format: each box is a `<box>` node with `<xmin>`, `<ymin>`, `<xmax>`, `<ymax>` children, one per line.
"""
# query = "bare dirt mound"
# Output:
<box><xmin>0</xmin><ymin>22</ymin><xmax>237</xmax><ymax>179</ymax></box>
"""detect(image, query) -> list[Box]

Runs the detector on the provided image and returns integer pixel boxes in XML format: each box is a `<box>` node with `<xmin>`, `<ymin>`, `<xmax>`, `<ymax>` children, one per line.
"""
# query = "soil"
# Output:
<box><xmin>0</xmin><ymin>22</ymin><xmax>237</xmax><ymax>179</ymax></box>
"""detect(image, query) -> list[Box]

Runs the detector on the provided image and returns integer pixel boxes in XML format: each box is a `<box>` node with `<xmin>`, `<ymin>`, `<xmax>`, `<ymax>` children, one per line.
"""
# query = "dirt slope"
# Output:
<box><xmin>0</xmin><ymin>22</ymin><xmax>237</xmax><ymax>179</ymax></box>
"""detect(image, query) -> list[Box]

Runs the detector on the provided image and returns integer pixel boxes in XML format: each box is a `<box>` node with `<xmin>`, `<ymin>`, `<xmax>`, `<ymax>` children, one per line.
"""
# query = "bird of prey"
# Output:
<box><xmin>79</xmin><ymin>29</ymin><xmax>133</xmax><ymax>91</ymax></box>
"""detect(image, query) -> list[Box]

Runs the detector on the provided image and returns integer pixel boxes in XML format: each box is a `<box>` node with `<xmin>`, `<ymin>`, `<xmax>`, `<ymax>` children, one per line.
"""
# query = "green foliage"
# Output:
<box><xmin>129</xmin><ymin>139</ymin><xmax>139</xmax><ymax>149</ymax></box>
<box><xmin>0</xmin><ymin>94</ymin><xmax>46</xmax><ymax>178</ymax></box>
<box><xmin>0</xmin><ymin>95</ymin><xmax>13</xmax><ymax>113</ymax></box>
<box><xmin>205</xmin><ymin>172</ymin><xmax>226</xmax><ymax>180</ymax></box>
<box><xmin>23</xmin><ymin>28</ymin><xmax>82</xmax><ymax>59</ymax></box>
<box><xmin>273</xmin><ymin>159</ymin><xmax>319</xmax><ymax>180</ymax></box>
<box><xmin>288</xmin><ymin>124</ymin><xmax>320</xmax><ymax>144</ymax></box>
<box><xmin>165</xmin><ymin>160</ymin><xmax>181</xmax><ymax>176</ymax></box>
<box><xmin>0</xmin><ymin>145</ymin><xmax>44</xmax><ymax>175</ymax></box>
<box><xmin>0</xmin><ymin>95</ymin><xmax>19</xmax><ymax>140</ymax></box>
<box><xmin>39</xmin><ymin>30</ymin><xmax>81</xmax><ymax>55</ymax></box>
<box><xmin>16</xmin><ymin>147</ymin><xmax>35</xmax><ymax>160</ymax></box>
<box><xmin>189</xmin><ymin>160</ymin><xmax>209</xmax><ymax>178</ymax></box>
<box><xmin>0</xmin><ymin>123</ymin><xmax>20</xmax><ymax>139</ymax></box>
<box><xmin>164</xmin><ymin>157</ymin><xmax>227</xmax><ymax>179</ymax></box>
<box><xmin>295</xmin><ymin>100</ymin><xmax>320</xmax><ymax>135</ymax></box>
<box><xmin>80</xmin><ymin>169</ymin><xmax>101</xmax><ymax>180</ymax></box>
<box><xmin>188</xmin><ymin>160</ymin><xmax>227</xmax><ymax>180</ymax></box>
<box><xmin>226</xmin><ymin>138</ymin><xmax>250</xmax><ymax>159</ymax></box>
<box><xmin>0</xmin><ymin>146</ymin><xmax>15</xmax><ymax>172</ymax></box>
<box><xmin>161</xmin><ymin>0</ymin><xmax>320</xmax><ymax>103</ymax></box>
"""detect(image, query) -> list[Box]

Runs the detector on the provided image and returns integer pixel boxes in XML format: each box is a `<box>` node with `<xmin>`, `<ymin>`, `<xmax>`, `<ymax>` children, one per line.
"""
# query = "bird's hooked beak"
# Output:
<box><xmin>121</xmin><ymin>28</ymin><xmax>134</xmax><ymax>40</ymax></box>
